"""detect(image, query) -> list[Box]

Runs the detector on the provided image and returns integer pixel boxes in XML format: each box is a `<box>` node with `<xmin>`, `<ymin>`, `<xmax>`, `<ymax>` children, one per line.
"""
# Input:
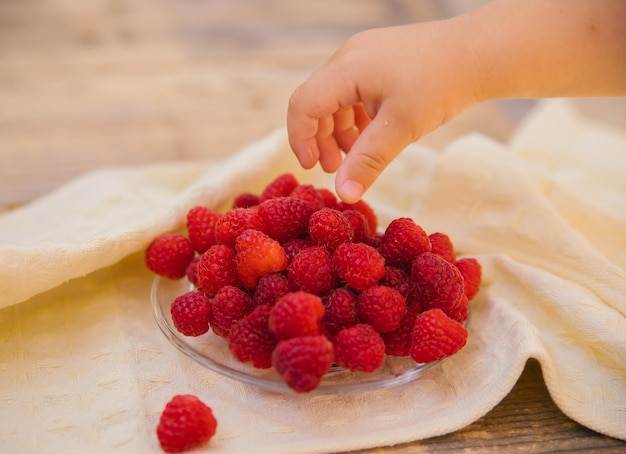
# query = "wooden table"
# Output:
<box><xmin>1</xmin><ymin>1</ymin><xmax>624</xmax><ymax>452</ymax></box>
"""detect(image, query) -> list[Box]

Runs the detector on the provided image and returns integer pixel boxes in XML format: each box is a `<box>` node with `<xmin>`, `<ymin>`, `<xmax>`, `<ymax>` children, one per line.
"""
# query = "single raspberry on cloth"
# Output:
<box><xmin>156</xmin><ymin>394</ymin><xmax>217</xmax><ymax>453</ymax></box>
<box><xmin>428</xmin><ymin>232</ymin><xmax>456</xmax><ymax>264</ymax></box>
<box><xmin>210</xmin><ymin>285</ymin><xmax>253</xmax><ymax>338</ymax></box>
<box><xmin>259</xmin><ymin>172</ymin><xmax>299</xmax><ymax>201</ymax></box>
<box><xmin>455</xmin><ymin>257</ymin><xmax>483</xmax><ymax>300</ymax></box>
<box><xmin>356</xmin><ymin>285</ymin><xmax>407</xmax><ymax>333</ymax></box>
<box><xmin>288</xmin><ymin>246</ymin><xmax>338</xmax><ymax>295</ymax></box>
<box><xmin>379</xmin><ymin>217</ymin><xmax>431</xmax><ymax>269</ymax></box>
<box><xmin>333</xmin><ymin>242</ymin><xmax>385</xmax><ymax>291</ymax></box>
<box><xmin>235</xmin><ymin>229</ymin><xmax>287</xmax><ymax>288</ymax></box>
<box><xmin>268</xmin><ymin>291</ymin><xmax>324</xmax><ymax>340</ymax></box>
<box><xmin>257</xmin><ymin>196</ymin><xmax>315</xmax><ymax>243</ymax></box>
<box><xmin>228</xmin><ymin>305</ymin><xmax>277</xmax><ymax>369</ymax></box>
<box><xmin>214</xmin><ymin>207</ymin><xmax>267</xmax><ymax>248</ymax></box>
<box><xmin>411</xmin><ymin>251</ymin><xmax>465</xmax><ymax>317</ymax></box>
<box><xmin>409</xmin><ymin>308</ymin><xmax>468</xmax><ymax>363</ymax></box>
<box><xmin>333</xmin><ymin>324</ymin><xmax>386</xmax><ymax>373</ymax></box>
<box><xmin>272</xmin><ymin>335</ymin><xmax>334</xmax><ymax>393</ymax></box>
<box><xmin>322</xmin><ymin>287</ymin><xmax>359</xmax><ymax>336</ymax></box>
<box><xmin>196</xmin><ymin>244</ymin><xmax>237</xmax><ymax>296</ymax></box>
<box><xmin>145</xmin><ymin>234</ymin><xmax>195</xmax><ymax>280</ymax></box>
<box><xmin>185</xmin><ymin>206</ymin><xmax>221</xmax><ymax>254</ymax></box>
<box><xmin>308</xmin><ymin>208</ymin><xmax>354</xmax><ymax>249</ymax></box>
<box><xmin>170</xmin><ymin>291</ymin><xmax>211</xmax><ymax>337</ymax></box>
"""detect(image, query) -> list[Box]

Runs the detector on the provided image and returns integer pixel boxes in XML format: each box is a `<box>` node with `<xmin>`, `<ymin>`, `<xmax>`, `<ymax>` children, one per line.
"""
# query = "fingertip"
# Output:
<box><xmin>336</xmin><ymin>179</ymin><xmax>365</xmax><ymax>204</ymax></box>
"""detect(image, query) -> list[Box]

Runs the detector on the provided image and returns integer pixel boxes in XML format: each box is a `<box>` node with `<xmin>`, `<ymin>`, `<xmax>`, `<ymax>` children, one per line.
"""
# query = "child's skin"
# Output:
<box><xmin>287</xmin><ymin>0</ymin><xmax>626</xmax><ymax>203</ymax></box>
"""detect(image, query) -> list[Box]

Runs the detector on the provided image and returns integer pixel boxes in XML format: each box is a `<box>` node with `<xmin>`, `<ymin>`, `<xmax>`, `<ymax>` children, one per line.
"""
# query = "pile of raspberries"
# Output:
<box><xmin>145</xmin><ymin>173</ymin><xmax>482</xmax><ymax>393</ymax></box>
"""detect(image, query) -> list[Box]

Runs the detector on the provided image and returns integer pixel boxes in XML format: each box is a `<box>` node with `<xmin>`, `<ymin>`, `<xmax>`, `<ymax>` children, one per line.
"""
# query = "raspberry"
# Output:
<box><xmin>316</xmin><ymin>188</ymin><xmax>339</xmax><ymax>209</ymax></box>
<box><xmin>287</xmin><ymin>246</ymin><xmax>338</xmax><ymax>295</ymax></box>
<box><xmin>333</xmin><ymin>324</ymin><xmax>385</xmax><ymax>373</ymax></box>
<box><xmin>145</xmin><ymin>234</ymin><xmax>195</xmax><ymax>280</ymax></box>
<box><xmin>282</xmin><ymin>237</ymin><xmax>312</xmax><ymax>263</ymax></box>
<box><xmin>268</xmin><ymin>291</ymin><xmax>324</xmax><ymax>340</ymax></box>
<box><xmin>379</xmin><ymin>266</ymin><xmax>414</xmax><ymax>300</ymax></box>
<box><xmin>447</xmin><ymin>293</ymin><xmax>469</xmax><ymax>324</ymax></box>
<box><xmin>308</xmin><ymin>208</ymin><xmax>354</xmax><ymax>249</ymax></box>
<box><xmin>338</xmin><ymin>199</ymin><xmax>378</xmax><ymax>234</ymax></box>
<box><xmin>228</xmin><ymin>305</ymin><xmax>277</xmax><ymax>369</ymax></box>
<box><xmin>260</xmin><ymin>173</ymin><xmax>299</xmax><ymax>201</ymax></box>
<box><xmin>409</xmin><ymin>308</ymin><xmax>468</xmax><ymax>363</ymax></box>
<box><xmin>379</xmin><ymin>218</ymin><xmax>431</xmax><ymax>269</ymax></box>
<box><xmin>356</xmin><ymin>285</ymin><xmax>407</xmax><ymax>333</ymax></box>
<box><xmin>156</xmin><ymin>394</ymin><xmax>217</xmax><ymax>453</ymax></box>
<box><xmin>214</xmin><ymin>207</ymin><xmax>267</xmax><ymax>248</ymax></box>
<box><xmin>362</xmin><ymin>233</ymin><xmax>383</xmax><ymax>249</ymax></box>
<box><xmin>381</xmin><ymin>311</ymin><xmax>416</xmax><ymax>357</ymax></box>
<box><xmin>289</xmin><ymin>184</ymin><xmax>326</xmax><ymax>210</ymax></box>
<box><xmin>332</xmin><ymin>242</ymin><xmax>385</xmax><ymax>291</ymax></box>
<box><xmin>185</xmin><ymin>255</ymin><xmax>201</xmax><ymax>287</ymax></box>
<box><xmin>170</xmin><ymin>291</ymin><xmax>211</xmax><ymax>337</ymax></box>
<box><xmin>186</xmin><ymin>206</ymin><xmax>221</xmax><ymax>254</ymax></box>
<box><xmin>210</xmin><ymin>285</ymin><xmax>253</xmax><ymax>338</ymax></box>
<box><xmin>252</xmin><ymin>273</ymin><xmax>291</xmax><ymax>307</ymax></box>
<box><xmin>411</xmin><ymin>252</ymin><xmax>465</xmax><ymax>316</ymax></box>
<box><xmin>341</xmin><ymin>209</ymin><xmax>371</xmax><ymax>243</ymax></box>
<box><xmin>272</xmin><ymin>335</ymin><xmax>334</xmax><ymax>393</ymax></box>
<box><xmin>235</xmin><ymin>229</ymin><xmax>288</xmax><ymax>288</ymax></box>
<box><xmin>196</xmin><ymin>244</ymin><xmax>237</xmax><ymax>296</ymax></box>
<box><xmin>257</xmin><ymin>196</ymin><xmax>315</xmax><ymax>243</ymax></box>
<box><xmin>455</xmin><ymin>257</ymin><xmax>482</xmax><ymax>300</ymax></box>
<box><xmin>233</xmin><ymin>192</ymin><xmax>260</xmax><ymax>208</ymax></box>
<box><xmin>428</xmin><ymin>232</ymin><xmax>456</xmax><ymax>264</ymax></box>
<box><xmin>321</xmin><ymin>287</ymin><xmax>358</xmax><ymax>336</ymax></box>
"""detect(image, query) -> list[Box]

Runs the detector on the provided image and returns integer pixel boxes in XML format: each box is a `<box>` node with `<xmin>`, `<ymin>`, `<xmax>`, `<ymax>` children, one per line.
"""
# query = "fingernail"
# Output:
<box><xmin>338</xmin><ymin>180</ymin><xmax>364</xmax><ymax>204</ymax></box>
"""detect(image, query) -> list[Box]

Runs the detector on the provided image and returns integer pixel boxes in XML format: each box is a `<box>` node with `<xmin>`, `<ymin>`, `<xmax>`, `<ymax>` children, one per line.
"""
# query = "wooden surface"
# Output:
<box><xmin>1</xmin><ymin>1</ymin><xmax>625</xmax><ymax>452</ymax></box>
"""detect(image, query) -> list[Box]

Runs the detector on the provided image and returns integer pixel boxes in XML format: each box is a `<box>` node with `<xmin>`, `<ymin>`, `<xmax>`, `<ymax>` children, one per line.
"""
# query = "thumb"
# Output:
<box><xmin>335</xmin><ymin>107</ymin><xmax>413</xmax><ymax>203</ymax></box>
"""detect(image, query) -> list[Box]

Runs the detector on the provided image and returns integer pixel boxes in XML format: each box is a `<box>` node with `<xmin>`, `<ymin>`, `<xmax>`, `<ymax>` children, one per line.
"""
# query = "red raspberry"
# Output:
<box><xmin>428</xmin><ymin>232</ymin><xmax>456</xmax><ymax>264</ymax></box>
<box><xmin>228</xmin><ymin>305</ymin><xmax>276</xmax><ymax>369</ymax></box>
<box><xmin>455</xmin><ymin>257</ymin><xmax>482</xmax><ymax>300</ymax></box>
<box><xmin>210</xmin><ymin>285</ymin><xmax>253</xmax><ymax>338</ymax></box>
<box><xmin>289</xmin><ymin>184</ymin><xmax>326</xmax><ymax>210</ymax></box>
<box><xmin>409</xmin><ymin>308</ymin><xmax>468</xmax><ymax>363</ymax></box>
<box><xmin>196</xmin><ymin>244</ymin><xmax>237</xmax><ymax>296</ymax></box>
<box><xmin>145</xmin><ymin>234</ymin><xmax>195</xmax><ymax>280</ymax></box>
<box><xmin>214</xmin><ymin>207</ymin><xmax>267</xmax><ymax>248</ymax></box>
<box><xmin>185</xmin><ymin>255</ymin><xmax>201</xmax><ymax>287</ymax></box>
<box><xmin>287</xmin><ymin>246</ymin><xmax>338</xmax><ymax>295</ymax></box>
<box><xmin>332</xmin><ymin>242</ymin><xmax>385</xmax><ymax>291</ymax></box>
<box><xmin>233</xmin><ymin>192</ymin><xmax>260</xmax><ymax>208</ymax></box>
<box><xmin>379</xmin><ymin>218</ymin><xmax>431</xmax><ymax>268</ymax></box>
<box><xmin>316</xmin><ymin>188</ymin><xmax>339</xmax><ymax>209</ymax></box>
<box><xmin>381</xmin><ymin>311</ymin><xmax>416</xmax><ymax>357</ymax></box>
<box><xmin>282</xmin><ymin>237</ymin><xmax>312</xmax><ymax>263</ymax></box>
<box><xmin>268</xmin><ymin>291</ymin><xmax>324</xmax><ymax>340</ymax></box>
<box><xmin>333</xmin><ymin>324</ymin><xmax>385</xmax><ymax>373</ymax></box>
<box><xmin>260</xmin><ymin>173</ymin><xmax>299</xmax><ymax>201</ymax></box>
<box><xmin>170</xmin><ymin>291</ymin><xmax>211</xmax><ymax>337</ymax></box>
<box><xmin>186</xmin><ymin>206</ymin><xmax>221</xmax><ymax>254</ymax></box>
<box><xmin>411</xmin><ymin>252</ymin><xmax>465</xmax><ymax>316</ymax></box>
<box><xmin>257</xmin><ymin>196</ymin><xmax>315</xmax><ymax>243</ymax></box>
<box><xmin>362</xmin><ymin>232</ymin><xmax>383</xmax><ymax>249</ymax></box>
<box><xmin>308</xmin><ymin>208</ymin><xmax>354</xmax><ymax>249</ymax></box>
<box><xmin>321</xmin><ymin>287</ymin><xmax>358</xmax><ymax>336</ymax></box>
<box><xmin>379</xmin><ymin>266</ymin><xmax>414</xmax><ymax>300</ymax></box>
<box><xmin>338</xmin><ymin>199</ymin><xmax>378</xmax><ymax>234</ymax></box>
<box><xmin>156</xmin><ymin>394</ymin><xmax>217</xmax><ymax>453</ymax></box>
<box><xmin>235</xmin><ymin>229</ymin><xmax>288</xmax><ymax>288</ymax></box>
<box><xmin>341</xmin><ymin>209</ymin><xmax>371</xmax><ymax>243</ymax></box>
<box><xmin>252</xmin><ymin>273</ymin><xmax>291</xmax><ymax>307</ymax></box>
<box><xmin>447</xmin><ymin>293</ymin><xmax>469</xmax><ymax>324</ymax></box>
<box><xmin>272</xmin><ymin>335</ymin><xmax>334</xmax><ymax>393</ymax></box>
<box><xmin>356</xmin><ymin>285</ymin><xmax>407</xmax><ymax>333</ymax></box>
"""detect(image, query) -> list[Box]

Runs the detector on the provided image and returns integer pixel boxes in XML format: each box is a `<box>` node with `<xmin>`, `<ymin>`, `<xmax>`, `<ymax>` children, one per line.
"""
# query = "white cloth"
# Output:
<box><xmin>0</xmin><ymin>99</ymin><xmax>624</xmax><ymax>453</ymax></box>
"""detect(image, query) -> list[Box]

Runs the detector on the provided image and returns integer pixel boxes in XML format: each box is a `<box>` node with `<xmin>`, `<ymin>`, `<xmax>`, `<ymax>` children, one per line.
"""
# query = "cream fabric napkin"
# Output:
<box><xmin>0</xmin><ymin>99</ymin><xmax>624</xmax><ymax>453</ymax></box>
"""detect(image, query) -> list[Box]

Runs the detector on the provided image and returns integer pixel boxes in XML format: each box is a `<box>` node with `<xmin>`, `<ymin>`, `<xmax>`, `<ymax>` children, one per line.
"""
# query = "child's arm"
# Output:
<box><xmin>287</xmin><ymin>0</ymin><xmax>626</xmax><ymax>203</ymax></box>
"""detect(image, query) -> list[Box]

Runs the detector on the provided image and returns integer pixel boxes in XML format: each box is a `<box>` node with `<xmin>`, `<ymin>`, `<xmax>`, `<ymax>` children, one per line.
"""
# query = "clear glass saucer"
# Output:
<box><xmin>151</xmin><ymin>276</ymin><xmax>465</xmax><ymax>395</ymax></box>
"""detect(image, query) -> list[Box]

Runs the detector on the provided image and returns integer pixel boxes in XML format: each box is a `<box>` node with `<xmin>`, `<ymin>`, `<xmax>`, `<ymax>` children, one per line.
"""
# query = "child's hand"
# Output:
<box><xmin>287</xmin><ymin>23</ymin><xmax>480</xmax><ymax>203</ymax></box>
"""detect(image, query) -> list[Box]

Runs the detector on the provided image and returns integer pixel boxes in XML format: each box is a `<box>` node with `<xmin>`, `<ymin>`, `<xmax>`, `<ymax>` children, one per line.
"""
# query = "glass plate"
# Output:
<box><xmin>151</xmin><ymin>276</ymin><xmax>466</xmax><ymax>395</ymax></box>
